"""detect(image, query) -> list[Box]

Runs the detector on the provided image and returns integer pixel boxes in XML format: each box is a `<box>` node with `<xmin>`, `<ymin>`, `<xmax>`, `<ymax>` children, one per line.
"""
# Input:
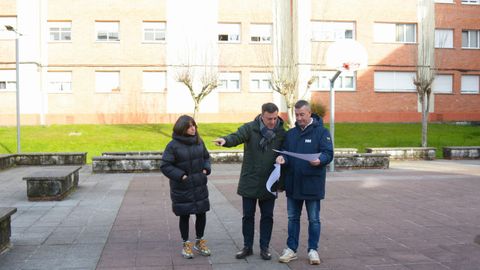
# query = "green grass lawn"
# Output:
<box><xmin>0</xmin><ymin>123</ymin><xmax>479</xmax><ymax>163</ymax></box>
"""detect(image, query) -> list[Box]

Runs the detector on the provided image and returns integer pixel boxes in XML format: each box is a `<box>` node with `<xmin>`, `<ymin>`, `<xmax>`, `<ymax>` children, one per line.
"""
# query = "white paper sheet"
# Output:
<box><xmin>273</xmin><ymin>149</ymin><xmax>321</xmax><ymax>162</ymax></box>
<box><xmin>266</xmin><ymin>163</ymin><xmax>281</xmax><ymax>195</ymax></box>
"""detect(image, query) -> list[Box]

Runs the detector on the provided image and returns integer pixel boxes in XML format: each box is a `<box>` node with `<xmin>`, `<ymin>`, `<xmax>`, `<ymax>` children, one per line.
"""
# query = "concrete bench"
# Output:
<box><xmin>0</xmin><ymin>155</ymin><xmax>16</xmax><ymax>171</ymax></box>
<box><xmin>15</xmin><ymin>152</ymin><xmax>87</xmax><ymax>166</ymax></box>
<box><xmin>443</xmin><ymin>146</ymin><xmax>480</xmax><ymax>160</ymax></box>
<box><xmin>334</xmin><ymin>153</ymin><xmax>390</xmax><ymax>170</ymax></box>
<box><xmin>208</xmin><ymin>149</ymin><xmax>358</xmax><ymax>163</ymax></box>
<box><xmin>366</xmin><ymin>147</ymin><xmax>436</xmax><ymax>160</ymax></box>
<box><xmin>102</xmin><ymin>151</ymin><xmax>163</xmax><ymax>157</ymax></box>
<box><xmin>92</xmin><ymin>155</ymin><xmax>162</xmax><ymax>173</ymax></box>
<box><xmin>0</xmin><ymin>207</ymin><xmax>17</xmax><ymax>253</ymax></box>
<box><xmin>23</xmin><ymin>166</ymin><xmax>82</xmax><ymax>201</ymax></box>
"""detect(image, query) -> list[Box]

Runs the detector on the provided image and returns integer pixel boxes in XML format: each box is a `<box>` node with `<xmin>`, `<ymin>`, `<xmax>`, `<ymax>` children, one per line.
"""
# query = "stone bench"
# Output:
<box><xmin>333</xmin><ymin>153</ymin><xmax>390</xmax><ymax>170</ymax></box>
<box><xmin>102</xmin><ymin>151</ymin><xmax>163</xmax><ymax>157</ymax></box>
<box><xmin>23</xmin><ymin>166</ymin><xmax>82</xmax><ymax>201</ymax></box>
<box><xmin>366</xmin><ymin>147</ymin><xmax>436</xmax><ymax>160</ymax></box>
<box><xmin>92</xmin><ymin>155</ymin><xmax>162</xmax><ymax>173</ymax></box>
<box><xmin>208</xmin><ymin>148</ymin><xmax>358</xmax><ymax>163</ymax></box>
<box><xmin>0</xmin><ymin>207</ymin><xmax>17</xmax><ymax>253</ymax></box>
<box><xmin>15</xmin><ymin>152</ymin><xmax>87</xmax><ymax>166</ymax></box>
<box><xmin>335</xmin><ymin>148</ymin><xmax>358</xmax><ymax>154</ymax></box>
<box><xmin>443</xmin><ymin>146</ymin><xmax>480</xmax><ymax>160</ymax></box>
<box><xmin>0</xmin><ymin>155</ymin><xmax>16</xmax><ymax>171</ymax></box>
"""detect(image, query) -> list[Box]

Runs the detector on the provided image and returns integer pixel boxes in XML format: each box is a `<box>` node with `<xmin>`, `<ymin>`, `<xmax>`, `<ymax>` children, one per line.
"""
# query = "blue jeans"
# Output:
<box><xmin>286</xmin><ymin>197</ymin><xmax>321</xmax><ymax>252</ymax></box>
<box><xmin>242</xmin><ymin>197</ymin><xmax>275</xmax><ymax>250</ymax></box>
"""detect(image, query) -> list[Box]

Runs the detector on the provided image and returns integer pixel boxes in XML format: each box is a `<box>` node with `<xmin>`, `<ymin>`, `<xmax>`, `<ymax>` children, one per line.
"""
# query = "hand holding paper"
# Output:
<box><xmin>273</xmin><ymin>149</ymin><xmax>321</xmax><ymax>162</ymax></box>
<box><xmin>266</xmin><ymin>164</ymin><xmax>281</xmax><ymax>195</ymax></box>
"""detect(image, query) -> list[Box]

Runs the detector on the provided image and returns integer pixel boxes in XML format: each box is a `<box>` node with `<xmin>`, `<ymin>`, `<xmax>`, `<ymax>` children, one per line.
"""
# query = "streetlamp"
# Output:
<box><xmin>5</xmin><ymin>25</ymin><xmax>22</xmax><ymax>153</ymax></box>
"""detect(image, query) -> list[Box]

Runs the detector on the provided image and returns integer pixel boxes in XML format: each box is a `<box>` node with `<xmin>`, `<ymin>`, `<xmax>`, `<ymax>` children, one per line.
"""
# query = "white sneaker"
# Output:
<box><xmin>279</xmin><ymin>248</ymin><xmax>297</xmax><ymax>263</ymax></box>
<box><xmin>308</xmin><ymin>249</ymin><xmax>321</xmax><ymax>265</ymax></box>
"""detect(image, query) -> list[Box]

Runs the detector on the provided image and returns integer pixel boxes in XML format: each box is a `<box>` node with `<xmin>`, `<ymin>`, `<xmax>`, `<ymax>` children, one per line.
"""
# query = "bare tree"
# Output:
<box><xmin>176</xmin><ymin>65</ymin><xmax>218</xmax><ymax>120</ymax></box>
<box><xmin>414</xmin><ymin>0</ymin><xmax>435</xmax><ymax>147</ymax></box>
<box><xmin>271</xmin><ymin>0</ymin><xmax>314</xmax><ymax>127</ymax></box>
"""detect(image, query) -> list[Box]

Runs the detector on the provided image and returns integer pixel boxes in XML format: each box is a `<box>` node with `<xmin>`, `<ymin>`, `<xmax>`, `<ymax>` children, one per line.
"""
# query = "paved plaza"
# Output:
<box><xmin>0</xmin><ymin>160</ymin><xmax>479</xmax><ymax>270</ymax></box>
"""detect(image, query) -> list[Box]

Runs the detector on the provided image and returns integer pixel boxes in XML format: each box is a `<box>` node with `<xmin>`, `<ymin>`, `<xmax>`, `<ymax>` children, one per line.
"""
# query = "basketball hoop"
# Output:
<box><xmin>326</xmin><ymin>39</ymin><xmax>368</xmax><ymax>72</ymax></box>
<box><xmin>324</xmin><ymin>39</ymin><xmax>368</xmax><ymax>173</ymax></box>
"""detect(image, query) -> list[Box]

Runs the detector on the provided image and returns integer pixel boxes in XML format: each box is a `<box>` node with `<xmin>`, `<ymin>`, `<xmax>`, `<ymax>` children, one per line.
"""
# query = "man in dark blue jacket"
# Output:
<box><xmin>276</xmin><ymin>100</ymin><xmax>333</xmax><ymax>265</ymax></box>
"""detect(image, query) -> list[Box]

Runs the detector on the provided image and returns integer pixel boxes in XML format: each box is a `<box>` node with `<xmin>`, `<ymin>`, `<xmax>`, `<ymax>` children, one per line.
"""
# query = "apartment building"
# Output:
<box><xmin>0</xmin><ymin>0</ymin><xmax>479</xmax><ymax>125</ymax></box>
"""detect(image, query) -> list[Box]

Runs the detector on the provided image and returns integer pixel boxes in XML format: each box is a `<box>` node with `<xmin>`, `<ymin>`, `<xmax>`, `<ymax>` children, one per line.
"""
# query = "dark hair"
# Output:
<box><xmin>294</xmin><ymin>100</ymin><xmax>311</xmax><ymax>111</ymax></box>
<box><xmin>173</xmin><ymin>115</ymin><xmax>200</xmax><ymax>143</ymax></box>
<box><xmin>261</xmin><ymin>102</ymin><xmax>279</xmax><ymax>114</ymax></box>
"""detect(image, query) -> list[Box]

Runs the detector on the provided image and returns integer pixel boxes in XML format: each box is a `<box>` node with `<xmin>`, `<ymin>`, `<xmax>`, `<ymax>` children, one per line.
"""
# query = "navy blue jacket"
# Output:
<box><xmin>280</xmin><ymin>115</ymin><xmax>333</xmax><ymax>200</ymax></box>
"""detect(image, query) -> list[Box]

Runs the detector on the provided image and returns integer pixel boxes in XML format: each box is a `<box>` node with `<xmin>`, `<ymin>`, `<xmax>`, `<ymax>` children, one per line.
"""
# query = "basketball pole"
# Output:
<box><xmin>329</xmin><ymin>70</ymin><xmax>341</xmax><ymax>172</ymax></box>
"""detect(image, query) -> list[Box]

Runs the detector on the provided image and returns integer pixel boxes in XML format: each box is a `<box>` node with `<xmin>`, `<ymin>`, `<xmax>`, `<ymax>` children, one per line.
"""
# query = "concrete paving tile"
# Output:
<box><xmin>367</xmin><ymin>265</ymin><xmax>411</xmax><ymax>270</ymax></box>
<box><xmin>97</xmin><ymin>254</ymin><xmax>136</xmax><ymax>268</ymax></box>
<box><xmin>385</xmin><ymin>250</ymin><xmax>435</xmax><ymax>264</ymax></box>
<box><xmin>402</xmin><ymin>262</ymin><xmax>451</xmax><ymax>270</ymax></box>
<box><xmin>106</xmin><ymin>229</ymin><xmax>140</xmax><ymax>243</ymax></box>
<box><xmin>56</xmin><ymin>258</ymin><xmax>99</xmax><ymax>269</ymax></box>
<box><xmin>66</xmin><ymin>243</ymin><xmax>105</xmax><ymax>259</ymax></box>
<box><xmin>135</xmin><ymin>254</ymin><xmax>173</xmax><ymax>267</ymax></box>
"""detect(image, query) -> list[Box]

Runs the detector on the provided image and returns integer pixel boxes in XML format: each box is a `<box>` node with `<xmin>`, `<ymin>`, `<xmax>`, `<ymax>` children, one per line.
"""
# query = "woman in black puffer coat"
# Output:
<box><xmin>160</xmin><ymin>115</ymin><xmax>212</xmax><ymax>259</ymax></box>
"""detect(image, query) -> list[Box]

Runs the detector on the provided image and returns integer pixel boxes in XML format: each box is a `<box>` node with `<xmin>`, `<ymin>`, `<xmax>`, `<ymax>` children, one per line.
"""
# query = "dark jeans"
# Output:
<box><xmin>242</xmin><ymin>196</ymin><xmax>275</xmax><ymax>250</ymax></box>
<box><xmin>179</xmin><ymin>213</ymin><xmax>206</xmax><ymax>241</ymax></box>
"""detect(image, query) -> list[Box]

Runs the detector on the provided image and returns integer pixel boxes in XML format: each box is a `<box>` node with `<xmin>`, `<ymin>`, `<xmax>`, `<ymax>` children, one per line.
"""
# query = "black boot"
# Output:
<box><xmin>235</xmin><ymin>247</ymin><xmax>253</xmax><ymax>259</ymax></box>
<box><xmin>260</xmin><ymin>248</ymin><xmax>271</xmax><ymax>260</ymax></box>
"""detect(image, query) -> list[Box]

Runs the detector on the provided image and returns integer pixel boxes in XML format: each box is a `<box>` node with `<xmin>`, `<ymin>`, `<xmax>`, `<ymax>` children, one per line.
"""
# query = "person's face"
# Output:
<box><xmin>261</xmin><ymin>111</ymin><xmax>279</xmax><ymax>129</ymax></box>
<box><xmin>295</xmin><ymin>106</ymin><xmax>312</xmax><ymax>129</ymax></box>
<box><xmin>186</xmin><ymin>123</ymin><xmax>196</xmax><ymax>136</ymax></box>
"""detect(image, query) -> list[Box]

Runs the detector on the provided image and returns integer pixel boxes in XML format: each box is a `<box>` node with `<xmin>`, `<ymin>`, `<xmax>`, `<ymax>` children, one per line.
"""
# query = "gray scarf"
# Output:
<box><xmin>259</xmin><ymin>118</ymin><xmax>279</xmax><ymax>152</ymax></box>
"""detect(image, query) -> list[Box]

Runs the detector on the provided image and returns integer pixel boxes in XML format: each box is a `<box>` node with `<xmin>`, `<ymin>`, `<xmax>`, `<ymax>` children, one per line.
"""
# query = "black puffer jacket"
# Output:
<box><xmin>160</xmin><ymin>133</ymin><xmax>211</xmax><ymax>216</ymax></box>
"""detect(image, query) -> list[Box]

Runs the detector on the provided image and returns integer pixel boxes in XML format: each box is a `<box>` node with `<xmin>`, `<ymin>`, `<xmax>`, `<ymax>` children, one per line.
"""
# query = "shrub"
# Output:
<box><xmin>310</xmin><ymin>100</ymin><xmax>327</xmax><ymax>118</ymax></box>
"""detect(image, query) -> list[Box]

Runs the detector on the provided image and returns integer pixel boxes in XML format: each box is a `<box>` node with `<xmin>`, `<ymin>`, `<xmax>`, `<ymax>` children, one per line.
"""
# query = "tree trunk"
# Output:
<box><xmin>193</xmin><ymin>102</ymin><xmax>199</xmax><ymax>120</ymax></box>
<box><xmin>287</xmin><ymin>105</ymin><xmax>295</xmax><ymax>128</ymax></box>
<box><xmin>421</xmin><ymin>94</ymin><xmax>428</xmax><ymax>147</ymax></box>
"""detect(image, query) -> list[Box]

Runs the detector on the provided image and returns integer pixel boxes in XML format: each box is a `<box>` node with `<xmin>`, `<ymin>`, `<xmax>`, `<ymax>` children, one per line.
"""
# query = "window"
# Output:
<box><xmin>311</xmin><ymin>71</ymin><xmax>355</xmax><ymax>91</ymax></box>
<box><xmin>218</xmin><ymin>23</ymin><xmax>240</xmax><ymax>42</ymax></box>
<box><xmin>143</xmin><ymin>22</ymin><xmax>166</xmax><ymax>42</ymax></box>
<box><xmin>461</xmin><ymin>75</ymin><xmax>479</xmax><ymax>94</ymax></box>
<box><xmin>47</xmin><ymin>72</ymin><xmax>72</xmax><ymax>92</ymax></box>
<box><xmin>95</xmin><ymin>22</ymin><xmax>119</xmax><ymax>41</ymax></box>
<box><xmin>48</xmin><ymin>21</ymin><xmax>71</xmax><ymax>41</ymax></box>
<box><xmin>218</xmin><ymin>72</ymin><xmax>241</xmax><ymax>92</ymax></box>
<box><xmin>462</xmin><ymin>30</ymin><xmax>480</xmax><ymax>49</ymax></box>
<box><xmin>250</xmin><ymin>24</ymin><xmax>272</xmax><ymax>43</ymax></box>
<box><xmin>250</xmin><ymin>72</ymin><xmax>272</xmax><ymax>92</ymax></box>
<box><xmin>432</xmin><ymin>74</ymin><xmax>453</xmax><ymax>94</ymax></box>
<box><xmin>462</xmin><ymin>0</ymin><xmax>480</xmax><ymax>4</ymax></box>
<box><xmin>435</xmin><ymin>29</ymin><xmax>453</xmax><ymax>48</ymax></box>
<box><xmin>143</xmin><ymin>71</ymin><xmax>166</xmax><ymax>92</ymax></box>
<box><xmin>0</xmin><ymin>70</ymin><xmax>16</xmax><ymax>91</ymax></box>
<box><xmin>95</xmin><ymin>71</ymin><xmax>120</xmax><ymax>92</ymax></box>
<box><xmin>374</xmin><ymin>23</ymin><xmax>416</xmax><ymax>43</ymax></box>
<box><xmin>374</xmin><ymin>71</ymin><xmax>416</xmax><ymax>92</ymax></box>
<box><xmin>312</xmin><ymin>21</ymin><xmax>355</xmax><ymax>41</ymax></box>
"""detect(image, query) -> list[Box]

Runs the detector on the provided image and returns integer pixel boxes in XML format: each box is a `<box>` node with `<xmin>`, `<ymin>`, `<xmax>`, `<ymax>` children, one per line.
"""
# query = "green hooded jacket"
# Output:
<box><xmin>222</xmin><ymin>114</ymin><xmax>286</xmax><ymax>200</ymax></box>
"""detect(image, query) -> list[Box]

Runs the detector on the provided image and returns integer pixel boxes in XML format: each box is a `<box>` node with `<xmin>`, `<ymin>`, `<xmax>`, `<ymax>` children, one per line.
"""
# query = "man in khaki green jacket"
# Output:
<box><xmin>214</xmin><ymin>102</ymin><xmax>286</xmax><ymax>260</ymax></box>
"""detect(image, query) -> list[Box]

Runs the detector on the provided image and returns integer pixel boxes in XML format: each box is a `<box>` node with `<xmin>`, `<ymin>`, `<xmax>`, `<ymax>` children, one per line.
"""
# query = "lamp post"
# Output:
<box><xmin>5</xmin><ymin>25</ymin><xmax>21</xmax><ymax>153</ymax></box>
<box><xmin>329</xmin><ymin>70</ymin><xmax>342</xmax><ymax>172</ymax></box>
